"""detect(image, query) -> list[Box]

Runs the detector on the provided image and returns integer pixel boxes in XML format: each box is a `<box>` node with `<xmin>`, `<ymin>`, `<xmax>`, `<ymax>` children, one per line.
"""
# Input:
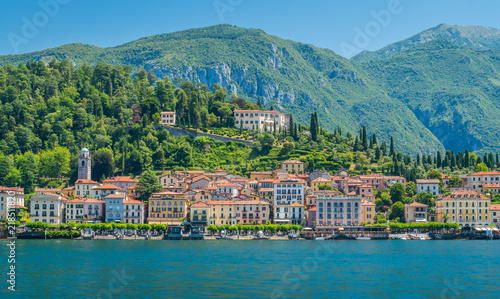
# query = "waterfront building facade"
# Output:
<box><xmin>316</xmin><ymin>196</ymin><xmax>361</xmax><ymax>226</ymax></box>
<box><xmin>404</xmin><ymin>202</ymin><xmax>428</xmax><ymax>223</ymax></box>
<box><xmin>209</xmin><ymin>200</ymin><xmax>236</xmax><ymax>225</ymax></box>
<box><xmin>30</xmin><ymin>193</ymin><xmax>66</xmax><ymax>224</ymax></box>
<box><xmin>105</xmin><ymin>194</ymin><xmax>126</xmax><ymax>223</ymax></box>
<box><xmin>436</xmin><ymin>190</ymin><xmax>491</xmax><ymax>226</ymax></box>
<box><xmin>123</xmin><ymin>198</ymin><xmax>144</xmax><ymax>224</ymax></box>
<box><xmin>234</xmin><ymin>200</ymin><xmax>270</xmax><ymax>224</ymax></box>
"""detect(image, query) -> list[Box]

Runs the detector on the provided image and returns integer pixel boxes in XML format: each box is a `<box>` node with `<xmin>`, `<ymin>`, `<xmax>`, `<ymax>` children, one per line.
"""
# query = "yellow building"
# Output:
<box><xmin>258</xmin><ymin>188</ymin><xmax>274</xmax><ymax>202</ymax></box>
<box><xmin>281</xmin><ymin>160</ymin><xmax>304</xmax><ymax>173</ymax></box>
<box><xmin>250</xmin><ymin>172</ymin><xmax>272</xmax><ymax>181</ymax></box>
<box><xmin>436</xmin><ymin>190</ymin><xmax>491</xmax><ymax>226</ymax></box>
<box><xmin>361</xmin><ymin>200</ymin><xmax>376</xmax><ymax>224</ymax></box>
<box><xmin>209</xmin><ymin>200</ymin><xmax>236</xmax><ymax>225</ymax></box>
<box><xmin>147</xmin><ymin>192</ymin><xmax>188</xmax><ymax>226</ymax></box>
<box><xmin>310</xmin><ymin>177</ymin><xmax>331</xmax><ymax>192</ymax></box>
<box><xmin>481</xmin><ymin>184</ymin><xmax>500</xmax><ymax>195</ymax></box>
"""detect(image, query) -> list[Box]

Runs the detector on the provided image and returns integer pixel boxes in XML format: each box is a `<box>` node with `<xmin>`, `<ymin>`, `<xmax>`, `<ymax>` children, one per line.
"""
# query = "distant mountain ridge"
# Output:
<box><xmin>2</xmin><ymin>24</ymin><xmax>500</xmax><ymax>155</ymax></box>
<box><xmin>353</xmin><ymin>23</ymin><xmax>500</xmax><ymax>62</ymax></box>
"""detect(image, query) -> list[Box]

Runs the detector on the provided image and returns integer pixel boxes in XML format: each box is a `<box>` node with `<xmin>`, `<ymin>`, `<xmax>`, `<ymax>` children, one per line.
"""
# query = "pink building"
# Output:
<box><xmin>83</xmin><ymin>198</ymin><xmax>105</xmax><ymax>223</ymax></box>
<box><xmin>102</xmin><ymin>176</ymin><xmax>138</xmax><ymax>193</ymax></box>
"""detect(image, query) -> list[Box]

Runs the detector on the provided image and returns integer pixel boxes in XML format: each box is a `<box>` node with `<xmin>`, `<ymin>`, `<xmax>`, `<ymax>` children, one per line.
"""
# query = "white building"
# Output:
<box><xmin>234</xmin><ymin>110</ymin><xmax>289</xmax><ymax>132</ymax></box>
<box><xmin>93</xmin><ymin>184</ymin><xmax>126</xmax><ymax>200</ymax></box>
<box><xmin>160</xmin><ymin>111</ymin><xmax>176</xmax><ymax>125</ymax></box>
<box><xmin>216</xmin><ymin>183</ymin><xmax>239</xmax><ymax>198</ymax></box>
<box><xmin>274</xmin><ymin>202</ymin><xmax>305</xmax><ymax>225</ymax></box>
<box><xmin>75</xmin><ymin>179</ymin><xmax>100</xmax><ymax>198</ymax></box>
<box><xmin>30</xmin><ymin>193</ymin><xmax>66</xmax><ymax>224</ymax></box>
<box><xmin>123</xmin><ymin>198</ymin><xmax>144</xmax><ymax>224</ymax></box>
<box><xmin>0</xmin><ymin>187</ymin><xmax>25</xmax><ymax>221</ymax></box>
<box><xmin>468</xmin><ymin>171</ymin><xmax>500</xmax><ymax>191</ymax></box>
<box><xmin>105</xmin><ymin>194</ymin><xmax>126</xmax><ymax>223</ymax></box>
<box><xmin>273</xmin><ymin>179</ymin><xmax>305</xmax><ymax>205</ymax></box>
<box><xmin>416</xmin><ymin>179</ymin><xmax>440</xmax><ymax>195</ymax></box>
<box><xmin>66</xmin><ymin>197</ymin><xmax>85</xmax><ymax>222</ymax></box>
<box><xmin>273</xmin><ymin>179</ymin><xmax>305</xmax><ymax>224</ymax></box>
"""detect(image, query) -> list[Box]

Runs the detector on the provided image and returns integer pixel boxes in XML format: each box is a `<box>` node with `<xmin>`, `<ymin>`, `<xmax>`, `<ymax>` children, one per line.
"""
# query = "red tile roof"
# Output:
<box><xmin>407</xmin><ymin>202</ymin><xmax>429</xmax><ymax>207</ymax></box>
<box><xmin>93</xmin><ymin>184</ymin><xmax>121</xmax><ymax>190</ymax></box>
<box><xmin>470</xmin><ymin>172</ymin><xmax>500</xmax><ymax>176</ymax></box>
<box><xmin>124</xmin><ymin>198</ymin><xmax>143</xmax><ymax>204</ymax></box>
<box><xmin>75</xmin><ymin>179</ymin><xmax>99</xmax><ymax>184</ymax></box>
<box><xmin>191</xmin><ymin>202</ymin><xmax>210</xmax><ymax>208</ymax></box>
<box><xmin>217</xmin><ymin>183</ymin><xmax>237</xmax><ymax>187</ymax></box>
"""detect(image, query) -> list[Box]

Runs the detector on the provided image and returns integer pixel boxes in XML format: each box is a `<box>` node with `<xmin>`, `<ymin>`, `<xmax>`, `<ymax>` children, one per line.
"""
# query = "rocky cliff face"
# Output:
<box><xmin>149</xmin><ymin>62</ymin><xmax>303</xmax><ymax>105</ymax></box>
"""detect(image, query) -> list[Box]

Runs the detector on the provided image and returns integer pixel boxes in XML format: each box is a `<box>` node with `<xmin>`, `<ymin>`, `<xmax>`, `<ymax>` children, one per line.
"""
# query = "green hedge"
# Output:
<box><xmin>45</xmin><ymin>230</ymin><xmax>81</xmax><ymax>239</ymax></box>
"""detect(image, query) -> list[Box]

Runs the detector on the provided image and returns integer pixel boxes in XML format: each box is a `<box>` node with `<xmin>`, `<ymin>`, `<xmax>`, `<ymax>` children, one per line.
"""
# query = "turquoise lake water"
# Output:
<box><xmin>0</xmin><ymin>240</ymin><xmax>499</xmax><ymax>298</ymax></box>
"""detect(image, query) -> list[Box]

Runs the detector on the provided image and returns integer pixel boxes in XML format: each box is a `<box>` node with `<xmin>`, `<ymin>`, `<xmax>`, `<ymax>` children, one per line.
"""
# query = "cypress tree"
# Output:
<box><xmin>310</xmin><ymin>112</ymin><xmax>317</xmax><ymax>141</ymax></box>
<box><xmin>437</xmin><ymin>151</ymin><xmax>442</xmax><ymax>168</ymax></box>
<box><xmin>489</xmin><ymin>152</ymin><xmax>495</xmax><ymax>168</ymax></box>
<box><xmin>381</xmin><ymin>142</ymin><xmax>387</xmax><ymax>156</ymax></box>
<box><xmin>390</xmin><ymin>136</ymin><xmax>395</xmax><ymax>155</ymax></box>
<box><xmin>451</xmin><ymin>153</ymin><xmax>456</xmax><ymax>168</ymax></box>
<box><xmin>496</xmin><ymin>153</ymin><xmax>499</xmax><ymax>166</ymax></box>
<box><xmin>427</xmin><ymin>155</ymin><xmax>432</xmax><ymax>165</ymax></box>
<box><xmin>416</xmin><ymin>153</ymin><xmax>421</xmax><ymax>165</ymax></box>
<box><xmin>465</xmin><ymin>149</ymin><xmax>470</xmax><ymax>167</ymax></box>
<box><xmin>422</xmin><ymin>154</ymin><xmax>427</xmax><ymax>165</ymax></box>
<box><xmin>375</xmin><ymin>147</ymin><xmax>381</xmax><ymax>160</ymax></box>
<box><xmin>338</xmin><ymin>126</ymin><xmax>342</xmax><ymax>136</ymax></box>
<box><xmin>369</xmin><ymin>137</ymin><xmax>373</xmax><ymax>148</ymax></box>
<box><xmin>372</xmin><ymin>134</ymin><xmax>378</xmax><ymax>146</ymax></box>
<box><xmin>289</xmin><ymin>114</ymin><xmax>294</xmax><ymax>137</ymax></box>
<box><xmin>477</xmin><ymin>156</ymin><xmax>482</xmax><ymax>164</ymax></box>
<box><xmin>354</xmin><ymin>137</ymin><xmax>360</xmax><ymax>151</ymax></box>
<box><xmin>362</xmin><ymin>125</ymin><xmax>368</xmax><ymax>149</ymax></box>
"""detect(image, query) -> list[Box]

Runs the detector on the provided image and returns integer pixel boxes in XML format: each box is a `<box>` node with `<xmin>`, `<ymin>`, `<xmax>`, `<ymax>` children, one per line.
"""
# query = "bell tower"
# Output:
<box><xmin>78</xmin><ymin>148</ymin><xmax>92</xmax><ymax>180</ymax></box>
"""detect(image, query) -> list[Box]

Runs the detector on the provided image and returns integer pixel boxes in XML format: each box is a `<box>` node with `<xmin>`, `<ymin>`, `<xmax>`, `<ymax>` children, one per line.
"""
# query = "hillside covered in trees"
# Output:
<box><xmin>0</xmin><ymin>61</ymin><xmax>498</xmax><ymax>195</ymax></box>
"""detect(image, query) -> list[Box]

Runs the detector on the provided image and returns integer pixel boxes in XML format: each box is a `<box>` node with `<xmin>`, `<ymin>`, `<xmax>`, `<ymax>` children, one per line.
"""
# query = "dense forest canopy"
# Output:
<box><xmin>0</xmin><ymin>61</ymin><xmax>497</xmax><ymax>195</ymax></box>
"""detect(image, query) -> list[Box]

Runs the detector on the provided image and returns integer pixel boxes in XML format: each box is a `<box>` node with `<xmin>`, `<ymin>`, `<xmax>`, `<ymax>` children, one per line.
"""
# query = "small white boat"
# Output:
<box><xmin>419</xmin><ymin>236</ymin><xmax>426</xmax><ymax>240</ymax></box>
<box><xmin>315</xmin><ymin>237</ymin><xmax>325</xmax><ymax>240</ymax></box>
<box><xmin>401</xmin><ymin>236</ymin><xmax>407</xmax><ymax>240</ymax></box>
<box><xmin>356</xmin><ymin>237</ymin><xmax>371</xmax><ymax>240</ymax></box>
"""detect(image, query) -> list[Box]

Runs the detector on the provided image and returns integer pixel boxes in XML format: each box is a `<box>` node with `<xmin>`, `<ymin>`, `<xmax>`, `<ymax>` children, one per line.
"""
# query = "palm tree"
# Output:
<box><xmin>443</xmin><ymin>213</ymin><xmax>449</xmax><ymax>224</ymax></box>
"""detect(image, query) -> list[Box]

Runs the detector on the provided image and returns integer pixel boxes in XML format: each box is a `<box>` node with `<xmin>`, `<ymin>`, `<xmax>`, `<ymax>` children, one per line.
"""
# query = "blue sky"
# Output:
<box><xmin>1</xmin><ymin>0</ymin><xmax>499</xmax><ymax>57</ymax></box>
